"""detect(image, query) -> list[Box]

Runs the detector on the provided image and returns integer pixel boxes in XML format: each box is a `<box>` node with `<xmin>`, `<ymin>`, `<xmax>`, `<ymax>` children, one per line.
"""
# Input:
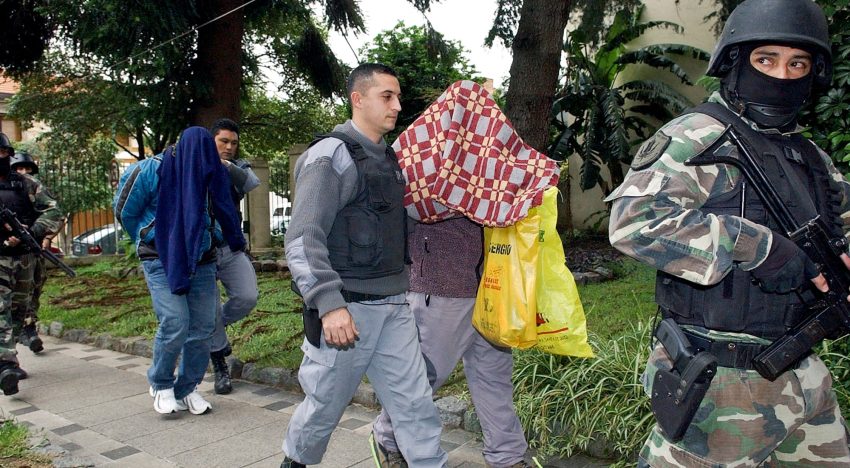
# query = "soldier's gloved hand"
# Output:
<box><xmin>751</xmin><ymin>234</ymin><xmax>819</xmax><ymax>293</ymax></box>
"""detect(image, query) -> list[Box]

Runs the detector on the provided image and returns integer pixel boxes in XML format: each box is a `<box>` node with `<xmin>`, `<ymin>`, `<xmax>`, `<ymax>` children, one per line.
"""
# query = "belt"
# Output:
<box><xmin>341</xmin><ymin>290</ymin><xmax>391</xmax><ymax>303</ymax></box>
<box><xmin>683</xmin><ymin>330</ymin><xmax>772</xmax><ymax>370</ymax></box>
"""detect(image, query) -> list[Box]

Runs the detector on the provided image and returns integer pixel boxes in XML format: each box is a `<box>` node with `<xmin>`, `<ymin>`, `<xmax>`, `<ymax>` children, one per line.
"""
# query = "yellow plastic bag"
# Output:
<box><xmin>534</xmin><ymin>187</ymin><xmax>594</xmax><ymax>357</ymax></box>
<box><xmin>472</xmin><ymin>208</ymin><xmax>540</xmax><ymax>349</ymax></box>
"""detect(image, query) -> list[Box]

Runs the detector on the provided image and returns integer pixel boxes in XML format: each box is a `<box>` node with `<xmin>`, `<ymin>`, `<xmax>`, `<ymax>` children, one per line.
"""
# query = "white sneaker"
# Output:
<box><xmin>151</xmin><ymin>387</ymin><xmax>187</xmax><ymax>414</ymax></box>
<box><xmin>182</xmin><ymin>390</ymin><xmax>212</xmax><ymax>415</ymax></box>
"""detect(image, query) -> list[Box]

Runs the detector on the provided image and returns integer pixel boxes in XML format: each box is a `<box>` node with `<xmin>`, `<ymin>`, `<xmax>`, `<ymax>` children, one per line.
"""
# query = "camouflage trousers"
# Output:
<box><xmin>640</xmin><ymin>345</ymin><xmax>850</xmax><ymax>467</ymax></box>
<box><xmin>28</xmin><ymin>256</ymin><xmax>46</xmax><ymax>322</ymax></box>
<box><xmin>0</xmin><ymin>253</ymin><xmax>38</xmax><ymax>363</ymax></box>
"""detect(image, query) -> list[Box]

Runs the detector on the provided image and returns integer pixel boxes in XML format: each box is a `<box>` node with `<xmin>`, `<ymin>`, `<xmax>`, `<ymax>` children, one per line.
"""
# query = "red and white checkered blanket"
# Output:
<box><xmin>393</xmin><ymin>80</ymin><xmax>560</xmax><ymax>227</ymax></box>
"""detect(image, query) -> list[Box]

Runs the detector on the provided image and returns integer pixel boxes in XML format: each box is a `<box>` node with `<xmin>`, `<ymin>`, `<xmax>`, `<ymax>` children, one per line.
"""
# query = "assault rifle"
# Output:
<box><xmin>686</xmin><ymin>126</ymin><xmax>850</xmax><ymax>381</ymax></box>
<box><xmin>0</xmin><ymin>205</ymin><xmax>76</xmax><ymax>277</ymax></box>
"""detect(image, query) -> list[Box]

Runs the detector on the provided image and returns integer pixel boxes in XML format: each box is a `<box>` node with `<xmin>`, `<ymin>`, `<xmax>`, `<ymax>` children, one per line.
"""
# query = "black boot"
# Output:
<box><xmin>0</xmin><ymin>363</ymin><xmax>20</xmax><ymax>395</ymax></box>
<box><xmin>280</xmin><ymin>457</ymin><xmax>306</xmax><ymax>468</ymax></box>
<box><xmin>12</xmin><ymin>366</ymin><xmax>27</xmax><ymax>380</ymax></box>
<box><xmin>211</xmin><ymin>349</ymin><xmax>232</xmax><ymax>395</ymax></box>
<box><xmin>20</xmin><ymin>323</ymin><xmax>43</xmax><ymax>354</ymax></box>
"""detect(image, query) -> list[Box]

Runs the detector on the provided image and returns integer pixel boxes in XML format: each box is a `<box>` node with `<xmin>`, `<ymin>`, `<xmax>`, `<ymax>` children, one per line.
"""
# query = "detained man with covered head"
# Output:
<box><xmin>114</xmin><ymin>127</ymin><xmax>245</xmax><ymax>415</ymax></box>
<box><xmin>605</xmin><ymin>0</ymin><xmax>850</xmax><ymax>465</ymax></box>
<box><xmin>280</xmin><ymin>63</ymin><xmax>446</xmax><ymax>468</ymax></box>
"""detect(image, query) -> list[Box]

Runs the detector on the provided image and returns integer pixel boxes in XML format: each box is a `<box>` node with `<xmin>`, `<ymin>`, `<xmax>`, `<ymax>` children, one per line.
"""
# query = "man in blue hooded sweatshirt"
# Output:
<box><xmin>114</xmin><ymin>127</ymin><xmax>245</xmax><ymax>415</ymax></box>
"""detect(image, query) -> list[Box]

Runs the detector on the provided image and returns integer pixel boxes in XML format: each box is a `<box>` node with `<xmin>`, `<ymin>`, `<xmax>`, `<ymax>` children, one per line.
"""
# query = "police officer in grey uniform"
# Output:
<box><xmin>280</xmin><ymin>63</ymin><xmax>447</xmax><ymax>468</ymax></box>
<box><xmin>208</xmin><ymin>118</ymin><xmax>259</xmax><ymax>395</ymax></box>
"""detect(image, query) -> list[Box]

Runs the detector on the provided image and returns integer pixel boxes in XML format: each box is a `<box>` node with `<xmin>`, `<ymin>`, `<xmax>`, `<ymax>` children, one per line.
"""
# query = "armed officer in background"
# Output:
<box><xmin>10</xmin><ymin>151</ymin><xmax>54</xmax><ymax>357</ymax></box>
<box><xmin>607</xmin><ymin>0</ymin><xmax>850</xmax><ymax>465</ymax></box>
<box><xmin>0</xmin><ymin>133</ymin><xmax>63</xmax><ymax>395</ymax></box>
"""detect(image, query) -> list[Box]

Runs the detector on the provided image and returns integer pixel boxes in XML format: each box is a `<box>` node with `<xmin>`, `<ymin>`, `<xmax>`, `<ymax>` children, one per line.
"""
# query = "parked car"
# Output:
<box><xmin>46</xmin><ymin>245</ymin><xmax>64</xmax><ymax>258</ymax></box>
<box><xmin>72</xmin><ymin>224</ymin><xmax>126</xmax><ymax>256</ymax></box>
<box><xmin>271</xmin><ymin>205</ymin><xmax>291</xmax><ymax>236</ymax></box>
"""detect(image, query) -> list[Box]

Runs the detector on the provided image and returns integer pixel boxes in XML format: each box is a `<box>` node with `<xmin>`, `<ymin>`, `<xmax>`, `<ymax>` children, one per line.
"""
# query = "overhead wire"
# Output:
<box><xmin>3</xmin><ymin>0</ymin><xmax>269</xmax><ymax>157</ymax></box>
<box><xmin>109</xmin><ymin>0</ymin><xmax>260</xmax><ymax>70</ymax></box>
<box><xmin>5</xmin><ymin>0</ymin><xmax>261</xmax><ymax>107</ymax></box>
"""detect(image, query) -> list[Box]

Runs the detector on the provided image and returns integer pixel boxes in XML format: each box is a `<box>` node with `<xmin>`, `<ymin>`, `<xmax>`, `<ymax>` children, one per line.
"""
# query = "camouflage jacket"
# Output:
<box><xmin>606</xmin><ymin>93</ymin><xmax>850</xmax><ymax>287</ymax></box>
<box><xmin>7</xmin><ymin>173</ymin><xmax>64</xmax><ymax>241</ymax></box>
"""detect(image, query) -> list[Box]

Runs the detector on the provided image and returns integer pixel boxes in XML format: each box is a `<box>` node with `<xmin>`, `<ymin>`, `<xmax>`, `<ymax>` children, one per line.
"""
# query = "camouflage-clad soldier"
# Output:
<box><xmin>0</xmin><ymin>134</ymin><xmax>64</xmax><ymax>395</ymax></box>
<box><xmin>10</xmin><ymin>151</ymin><xmax>52</xmax><ymax>358</ymax></box>
<box><xmin>606</xmin><ymin>0</ymin><xmax>850</xmax><ymax>466</ymax></box>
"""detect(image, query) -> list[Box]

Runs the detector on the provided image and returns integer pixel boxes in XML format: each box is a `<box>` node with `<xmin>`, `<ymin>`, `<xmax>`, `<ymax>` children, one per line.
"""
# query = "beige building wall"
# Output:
<box><xmin>567</xmin><ymin>0</ymin><xmax>717</xmax><ymax>231</ymax></box>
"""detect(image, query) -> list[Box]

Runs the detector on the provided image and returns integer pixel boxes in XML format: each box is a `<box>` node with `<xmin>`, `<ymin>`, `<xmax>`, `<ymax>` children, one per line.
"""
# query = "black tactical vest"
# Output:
<box><xmin>311</xmin><ymin>132</ymin><xmax>408</xmax><ymax>280</ymax></box>
<box><xmin>655</xmin><ymin>103</ymin><xmax>845</xmax><ymax>340</ymax></box>
<box><xmin>0</xmin><ymin>174</ymin><xmax>39</xmax><ymax>255</ymax></box>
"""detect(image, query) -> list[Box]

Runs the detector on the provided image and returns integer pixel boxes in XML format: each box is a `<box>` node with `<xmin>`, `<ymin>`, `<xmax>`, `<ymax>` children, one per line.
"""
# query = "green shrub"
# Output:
<box><xmin>821</xmin><ymin>336</ymin><xmax>850</xmax><ymax>413</ymax></box>
<box><xmin>513</xmin><ymin>321</ymin><xmax>654</xmax><ymax>462</ymax></box>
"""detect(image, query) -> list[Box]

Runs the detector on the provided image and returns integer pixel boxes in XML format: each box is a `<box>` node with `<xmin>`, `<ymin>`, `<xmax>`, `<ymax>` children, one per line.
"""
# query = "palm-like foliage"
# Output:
<box><xmin>550</xmin><ymin>6</ymin><xmax>709</xmax><ymax>195</ymax></box>
<box><xmin>800</xmin><ymin>1</ymin><xmax>850</xmax><ymax>172</ymax></box>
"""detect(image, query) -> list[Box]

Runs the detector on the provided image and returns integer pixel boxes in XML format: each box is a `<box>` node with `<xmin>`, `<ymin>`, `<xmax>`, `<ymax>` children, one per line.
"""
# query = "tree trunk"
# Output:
<box><xmin>503</xmin><ymin>0</ymin><xmax>570</xmax><ymax>152</ymax></box>
<box><xmin>192</xmin><ymin>0</ymin><xmax>244</xmax><ymax>128</ymax></box>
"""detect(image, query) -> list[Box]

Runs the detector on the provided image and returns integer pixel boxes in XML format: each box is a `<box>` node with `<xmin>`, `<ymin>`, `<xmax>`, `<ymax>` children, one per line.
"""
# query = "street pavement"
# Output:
<box><xmin>0</xmin><ymin>336</ymin><xmax>609</xmax><ymax>467</ymax></box>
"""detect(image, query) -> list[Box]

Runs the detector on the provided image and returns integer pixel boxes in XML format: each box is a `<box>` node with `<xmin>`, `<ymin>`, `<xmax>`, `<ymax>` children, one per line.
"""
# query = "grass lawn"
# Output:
<box><xmin>579</xmin><ymin>258</ymin><xmax>658</xmax><ymax>337</ymax></box>
<box><xmin>38</xmin><ymin>257</ymin><xmax>659</xmax><ymax>391</ymax></box>
<box><xmin>38</xmin><ymin>259</ymin><xmax>305</xmax><ymax>369</ymax></box>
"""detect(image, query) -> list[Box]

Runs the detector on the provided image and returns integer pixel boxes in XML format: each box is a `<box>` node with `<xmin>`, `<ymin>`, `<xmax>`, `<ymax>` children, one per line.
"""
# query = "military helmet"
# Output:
<box><xmin>706</xmin><ymin>0</ymin><xmax>832</xmax><ymax>87</ymax></box>
<box><xmin>10</xmin><ymin>151</ymin><xmax>38</xmax><ymax>174</ymax></box>
<box><xmin>0</xmin><ymin>133</ymin><xmax>12</xmax><ymax>152</ymax></box>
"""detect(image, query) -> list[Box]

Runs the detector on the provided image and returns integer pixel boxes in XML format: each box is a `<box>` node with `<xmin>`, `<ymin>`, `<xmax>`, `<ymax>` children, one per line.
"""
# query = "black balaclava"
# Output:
<box><xmin>721</xmin><ymin>44</ymin><xmax>815</xmax><ymax>130</ymax></box>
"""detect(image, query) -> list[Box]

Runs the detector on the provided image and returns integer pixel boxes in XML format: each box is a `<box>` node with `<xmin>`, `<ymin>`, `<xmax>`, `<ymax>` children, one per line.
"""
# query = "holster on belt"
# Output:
<box><xmin>651</xmin><ymin>319</ymin><xmax>717</xmax><ymax>442</ymax></box>
<box><xmin>291</xmin><ymin>281</ymin><xmax>322</xmax><ymax>347</ymax></box>
<box><xmin>302</xmin><ymin>305</ymin><xmax>322</xmax><ymax>347</ymax></box>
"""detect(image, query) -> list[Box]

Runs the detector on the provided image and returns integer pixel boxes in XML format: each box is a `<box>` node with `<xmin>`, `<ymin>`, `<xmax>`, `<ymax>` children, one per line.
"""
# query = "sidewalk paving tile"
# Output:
<box><xmin>100</xmin><ymin>451</ymin><xmax>179</xmax><ymax>467</ymax></box>
<box><xmin>18</xmin><ymin>409</ymin><xmax>73</xmax><ymax>430</ymax></box>
<box><xmin>6</xmin><ymin>336</ymin><xmax>613</xmax><ymax>468</ymax></box>
<box><xmin>312</xmin><ymin>428</ymin><xmax>372</xmax><ymax>467</ymax></box>
<box><xmin>441</xmin><ymin>428</ymin><xmax>479</xmax><ymax>446</ymax></box>
<box><xmin>101</xmin><ymin>445</ymin><xmax>142</xmax><ymax>460</ymax></box>
<box><xmin>261</xmin><ymin>400</ymin><xmax>293</xmax><ymax>412</ymax></box>
<box><xmin>169</xmin><ymin>421</ymin><xmax>285</xmax><ymax>468</ymax></box>
<box><xmin>80</xmin><ymin>355</ymin><xmax>105</xmax><ymax>361</ymax></box>
<box><xmin>252</xmin><ymin>387</ymin><xmax>280</xmax><ymax>396</ymax></box>
<box><xmin>10</xmin><ymin>404</ymin><xmax>39</xmax><ymax>415</ymax></box>
<box><xmin>86</xmin><ymin>438</ymin><xmax>128</xmax><ymax>455</ymax></box>
<box><xmin>62</xmin><ymin>428</ymin><xmax>123</xmax><ymax>448</ymax></box>
<box><xmin>51</xmin><ymin>423</ymin><xmax>85</xmax><ymax>435</ymax></box>
<box><xmin>90</xmin><ymin>410</ymin><xmax>193</xmax><ymax>442</ymax></box>
<box><xmin>60</xmin><ymin>396</ymin><xmax>149</xmax><ymax>427</ymax></box>
<box><xmin>338</xmin><ymin>417</ymin><xmax>369</xmax><ymax>431</ymax></box>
